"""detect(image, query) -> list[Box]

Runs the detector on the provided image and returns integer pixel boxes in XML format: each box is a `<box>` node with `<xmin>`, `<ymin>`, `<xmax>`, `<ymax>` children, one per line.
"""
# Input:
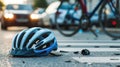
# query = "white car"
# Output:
<box><xmin>42</xmin><ymin>1</ymin><xmax>81</xmax><ymax>28</ymax></box>
<box><xmin>33</xmin><ymin>8</ymin><xmax>49</xmax><ymax>27</ymax></box>
<box><xmin>41</xmin><ymin>1</ymin><xmax>60</xmax><ymax>28</ymax></box>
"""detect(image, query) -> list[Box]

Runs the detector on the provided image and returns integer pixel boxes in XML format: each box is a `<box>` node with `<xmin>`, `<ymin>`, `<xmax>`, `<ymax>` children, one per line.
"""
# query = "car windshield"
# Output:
<box><xmin>59</xmin><ymin>2</ymin><xmax>78</xmax><ymax>10</ymax></box>
<box><xmin>6</xmin><ymin>4</ymin><xmax>33</xmax><ymax>11</ymax></box>
<box><xmin>34</xmin><ymin>8</ymin><xmax>45</xmax><ymax>14</ymax></box>
<box><xmin>59</xmin><ymin>2</ymin><xmax>70</xmax><ymax>9</ymax></box>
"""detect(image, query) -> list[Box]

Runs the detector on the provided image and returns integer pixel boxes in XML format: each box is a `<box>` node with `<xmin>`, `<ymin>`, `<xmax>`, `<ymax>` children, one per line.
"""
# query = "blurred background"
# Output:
<box><xmin>0</xmin><ymin>0</ymin><xmax>101</xmax><ymax>30</ymax></box>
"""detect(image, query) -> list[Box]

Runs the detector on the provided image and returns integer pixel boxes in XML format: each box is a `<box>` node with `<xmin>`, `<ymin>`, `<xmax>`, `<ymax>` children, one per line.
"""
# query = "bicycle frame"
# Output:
<box><xmin>55</xmin><ymin>0</ymin><xmax>120</xmax><ymax>38</ymax></box>
<box><xmin>78</xmin><ymin>0</ymin><xmax>105</xmax><ymax>19</ymax></box>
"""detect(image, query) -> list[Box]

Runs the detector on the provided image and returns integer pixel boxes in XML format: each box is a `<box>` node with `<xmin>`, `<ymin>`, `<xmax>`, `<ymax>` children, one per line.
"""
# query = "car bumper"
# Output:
<box><xmin>3</xmin><ymin>18</ymin><xmax>44</xmax><ymax>27</ymax></box>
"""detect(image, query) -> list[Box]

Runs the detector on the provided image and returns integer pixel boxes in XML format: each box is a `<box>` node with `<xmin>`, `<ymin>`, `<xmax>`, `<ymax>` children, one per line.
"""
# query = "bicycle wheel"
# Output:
<box><xmin>55</xmin><ymin>0</ymin><xmax>81</xmax><ymax>36</ymax></box>
<box><xmin>99</xmin><ymin>0</ymin><xmax>120</xmax><ymax>39</ymax></box>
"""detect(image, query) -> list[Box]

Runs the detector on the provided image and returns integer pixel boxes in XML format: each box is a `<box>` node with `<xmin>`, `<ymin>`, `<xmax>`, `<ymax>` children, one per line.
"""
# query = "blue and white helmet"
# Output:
<box><xmin>10</xmin><ymin>27</ymin><xmax>58</xmax><ymax>57</ymax></box>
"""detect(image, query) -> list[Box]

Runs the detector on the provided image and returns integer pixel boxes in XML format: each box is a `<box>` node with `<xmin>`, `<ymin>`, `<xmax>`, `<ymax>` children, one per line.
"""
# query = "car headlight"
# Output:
<box><xmin>30</xmin><ymin>14</ymin><xmax>39</xmax><ymax>20</ymax></box>
<box><xmin>4</xmin><ymin>13</ymin><xmax>14</xmax><ymax>19</ymax></box>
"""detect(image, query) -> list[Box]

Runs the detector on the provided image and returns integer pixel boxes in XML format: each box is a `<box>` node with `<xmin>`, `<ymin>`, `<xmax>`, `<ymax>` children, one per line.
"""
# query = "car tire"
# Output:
<box><xmin>1</xmin><ymin>24</ymin><xmax>7</xmax><ymax>30</ymax></box>
<box><xmin>1</xmin><ymin>18</ymin><xmax>7</xmax><ymax>30</ymax></box>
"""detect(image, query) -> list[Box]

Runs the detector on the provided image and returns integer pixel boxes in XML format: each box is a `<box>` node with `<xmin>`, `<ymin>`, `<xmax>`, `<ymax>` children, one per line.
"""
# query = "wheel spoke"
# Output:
<box><xmin>99</xmin><ymin>0</ymin><xmax>120</xmax><ymax>38</ymax></box>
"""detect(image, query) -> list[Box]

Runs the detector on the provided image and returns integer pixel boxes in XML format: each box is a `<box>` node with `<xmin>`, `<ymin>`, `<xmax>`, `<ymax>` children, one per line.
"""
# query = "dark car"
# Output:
<box><xmin>1</xmin><ymin>4</ymin><xmax>40</xmax><ymax>30</ymax></box>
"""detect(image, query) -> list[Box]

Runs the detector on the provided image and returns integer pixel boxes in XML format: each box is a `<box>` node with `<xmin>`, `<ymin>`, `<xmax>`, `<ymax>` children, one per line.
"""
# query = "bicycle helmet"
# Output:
<box><xmin>10</xmin><ymin>27</ymin><xmax>58</xmax><ymax>57</ymax></box>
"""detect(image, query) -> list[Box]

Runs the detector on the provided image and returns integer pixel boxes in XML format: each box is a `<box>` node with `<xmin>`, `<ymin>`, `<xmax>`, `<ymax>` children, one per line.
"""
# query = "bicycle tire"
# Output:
<box><xmin>99</xmin><ymin>0</ymin><xmax>120</xmax><ymax>39</ymax></box>
<box><xmin>55</xmin><ymin>0</ymin><xmax>81</xmax><ymax>36</ymax></box>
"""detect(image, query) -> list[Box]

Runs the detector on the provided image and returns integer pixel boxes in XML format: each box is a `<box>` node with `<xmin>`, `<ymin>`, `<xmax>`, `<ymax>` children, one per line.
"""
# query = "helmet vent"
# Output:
<box><xmin>17</xmin><ymin>32</ymin><xmax>25</xmax><ymax>48</ymax></box>
<box><xmin>35</xmin><ymin>28</ymin><xmax>40</xmax><ymax>32</ymax></box>
<box><xmin>13</xmin><ymin>34</ymin><xmax>18</xmax><ymax>48</ymax></box>
<box><xmin>24</xmin><ymin>32</ymin><xmax>35</xmax><ymax>47</ymax></box>
<box><xmin>36</xmin><ymin>39</ymin><xmax>54</xmax><ymax>50</ymax></box>
<box><xmin>42</xmin><ymin>45</ymin><xmax>47</xmax><ymax>49</ymax></box>
<box><xmin>36</xmin><ymin>42</ymin><xmax>50</xmax><ymax>50</ymax></box>
<box><xmin>28</xmin><ymin>32</ymin><xmax>35</xmax><ymax>42</ymax></box>
<box><xmin>35</xmin><ymin>40</ymin><xmax>40</xmax><ymax>44</ymax></box>
<box><xmin>42</xmin><ymin>32</ymin><xmax>50</xmax><ymax>38</ymax></box>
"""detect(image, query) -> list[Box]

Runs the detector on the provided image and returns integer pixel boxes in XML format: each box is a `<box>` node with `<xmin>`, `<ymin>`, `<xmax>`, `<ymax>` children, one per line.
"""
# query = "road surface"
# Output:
<box><xmin>0</xmin><ymin>27</ymin><xmax>120</xmax><ymax>67</ymax></box>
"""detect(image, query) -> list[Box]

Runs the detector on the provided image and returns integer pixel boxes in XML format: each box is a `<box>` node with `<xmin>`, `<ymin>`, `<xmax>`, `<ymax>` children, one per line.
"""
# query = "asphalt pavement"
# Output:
<box><xmin>0</xmin><ymin>27</ymin><xmax>120</xmax><ymax>67</ymax></box>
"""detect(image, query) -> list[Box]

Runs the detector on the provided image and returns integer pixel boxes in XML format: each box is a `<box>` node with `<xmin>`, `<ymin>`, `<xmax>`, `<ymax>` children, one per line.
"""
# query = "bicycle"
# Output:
<box><xmin>55</xmin><ymin>0</ymin><xmax>120</xmax><ymax>39</ymax></box>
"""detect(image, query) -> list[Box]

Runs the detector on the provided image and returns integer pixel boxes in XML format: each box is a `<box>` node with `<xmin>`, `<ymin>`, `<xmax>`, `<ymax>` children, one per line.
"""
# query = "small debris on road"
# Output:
<box><xmin>65</xmin><ymin>60</ymin><xmax>72</xmax><ymax>63</ymax></box>
<box><xmin>73</xmin><ymin>51</ymin><xmax>79</xmax><ymax>54</ymax></box>
<box><xmin>60</xmin><ymin>50</ymin><xmax>69</xmax><ymax>53</ymax></box>
<box><xmin>114</xmin><ymin>53</ymin><xmax>120</xmax><ymax>56</ymax></box>
<box><xmin>22</xmin><ymin>61</ymin><xmax>25</xmax><ymax>64</ymax></box>
<box><xmin>66</xmin><ymin>45</ymin><xmax>71</xmax><ymax>47</ymax></box>
<box><xmin>81</xmin><ymin>49</ymin><xmax>90</xmax><ymax>55</ymax></box>
<box><xmin>116</xmin><ymin>65</ymin><xmax>120</xmax><ymax>67</ymax></box>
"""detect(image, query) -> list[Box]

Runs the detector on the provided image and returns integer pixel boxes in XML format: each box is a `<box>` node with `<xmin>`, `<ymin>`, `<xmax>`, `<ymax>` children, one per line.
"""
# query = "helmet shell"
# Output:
<box><xmin>10</xmin><ymin>27</ymin><xmax>58</xmax><ymax>57</ymax></box>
